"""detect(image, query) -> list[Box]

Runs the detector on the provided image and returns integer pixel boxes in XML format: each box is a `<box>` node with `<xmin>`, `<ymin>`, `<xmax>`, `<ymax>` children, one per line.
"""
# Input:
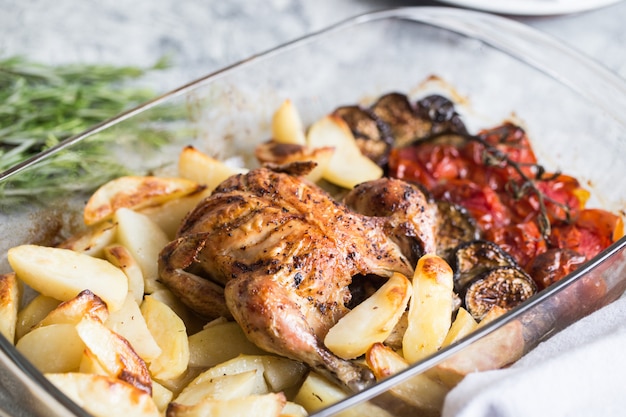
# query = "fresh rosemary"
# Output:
<box><xmin>0</xmin><ymin>56</ymin><xmax>184</xmax><ymax>206</ymax></box>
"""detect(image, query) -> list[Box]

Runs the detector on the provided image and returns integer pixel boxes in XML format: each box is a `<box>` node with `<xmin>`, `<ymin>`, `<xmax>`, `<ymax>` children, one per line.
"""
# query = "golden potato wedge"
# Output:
<box><xmin>114</xmin><ymin>208</ymin><xmax>169</xmax><ymax>294</ymax></box>
<box><xmin>0</xmin><ymin>272</ymin><xmax>20</xmax><ymax>344</ymax></box>
<box><xmin>57</xmin><ymin>220</ymin><xmax>117</xmax><ymax>258</ymax></box>
<box><xmin>156</xmin><ymin>367</ymin><xmax>206</xmax><ymax>397</ymax></box>
<box><xmin>403</xmin><ymin>254</ymin><xmax>454</xmax><ymax>363</ymax></box>
<box><xmin>79</xmin><ymin>348</ymin><xmax>108</xmax><ymax>376</ymax></box>
<box><xmin>8</xmin><ymin>244</ymin><xmax>128</xmax><ymax>312</ymax></box>
<box><xmin>324</xmin><ymin>272</ymin><xmax>411</xmax><ymax>359</ymax></box>
<box><xmin>152</xmin><ymin>380</ymin><xmax>174</xmax><ymax>413</ymax></box>
<box><xmin>187</xmin><ymin>321</ymin><xmax>265</xmax><ymax>368</ymax></box>
<box><xmin>272</xmin><ymin>99</ymin><xmax>307</xmax><ymax>145</ymax></box>
<box><xmin>441</xmin><ymin>307</ymin><xmax>478</xmax><ymax>348</ymax></box>
<box><xmin>76</xmin><ymin>317</ymin><xmax>152</xmax><ymax>395</ymax></box>
<box><xmin>15</xmin><ymin>294</ymin><xmax>60</xmax><ymax>341</ymax></box>
<box><xmin>177</xmin><ymin>146</ymin><xmax>247</xmax><ymax>191</ymax></box>
<box><xmin>84</xmin><ymin>175</ymin><xmax>204</xmax><ymax>226</ymax></box>
<box><xmin>281</xmin><ymin>401</ymin><xmax>309</xmax><ymax>417</ymax></box>
<box><xmin>103</xmin><ymin>244</ymin><xmax>145</xmax><ymax>304</ymax></box>
<box><xmin>106</xmin><ymin>294</ymin><xmax>162</xmax><ymax>363</ymax></box>
<box><xmin>260</xmin><ymin>355</ymin><xmax>308</xmax><ymax>393</ymax></box>
<box><xmin>167</xmin><ymin>392</ymin><xmax>286</xmax><ymax>417</ymax></box>
<box><xmin>293</xmin><ymin>371</ymin><xmax>391</xmax><ymax>417</ymax></box>
<box><xmin>141</xmin><ymin>295</ymin><xmax>189</xmax><ymax>381</ymax></box>
<box><xmin>185</xmin><ymin>355</ymin><xmax>269</xmax><ymax>396</ymax></box>
<box><xmin>150</xmin><ymin>288</ymin><xmax>205</xmax><ymax>336</ymax></box>
<box><xmin>140</xmin><ymin>192</ymin><xmax>208</xmax><ymax>240</ymax></box>
<box><xmin>430</xmin><ymin>306</ymin><xmax>524</xmax><ymax>388</ymax></box>
<box><xmin>306</xmin><ymin>115</ymin><xmax>383</xmax><ymax>189</ymax></box>
<box><xmin>46</xmin><ymin>372</ymin><xmax>160</xmax><ymax>417</ymax></box>
<box><xmin>366</xmin><ymin>343</ymin><xmax>448</xmax><ymax>413</ymax></box>
<box><xmin>35</xmin><ymin>289</ymin><xmax>109</xmax><ymax>329</ymax></box>
<box><xmin>175</xmin><ymin>369</ymin><xmax>260</xmax><ymax>405</ymax></box>
<box><xmin>16</xmin><ymin>323</ymin><xmax>84</xmax><ymax>373</ymax></box>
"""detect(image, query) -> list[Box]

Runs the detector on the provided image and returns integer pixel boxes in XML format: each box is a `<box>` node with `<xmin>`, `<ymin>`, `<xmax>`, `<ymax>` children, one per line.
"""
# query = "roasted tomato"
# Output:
<box><xmin>485</xmin><ymin>220</ymin><xmax>547</xmax><ymax>270</ymax></box>
<box><xmin>388</xmin><ymin>142</ymin><xmax>470</xmax><ymax>189</ymax></box>
<box><xmin>462</xmin><ymin>123</ymin><xmax>537</xmax><ymax>191</ymax></box>
<box><xmin>432</xmin><ymin>179</ymin><xmax>511</xmax><ymax>231</ymax></box>
<box><xmin>527</xmin><ymin>248</ymin><xmax>587</xmax><ymax>290</ymax></box>
<box><xmin>549</xmin><ymin>208</ymin><xmax>624</xmax><ymax>261</ymax></box>
<box><xmin>505</xmin><ymin>174</ymin><xmax>590</xmax><ymax>224</ymax></box>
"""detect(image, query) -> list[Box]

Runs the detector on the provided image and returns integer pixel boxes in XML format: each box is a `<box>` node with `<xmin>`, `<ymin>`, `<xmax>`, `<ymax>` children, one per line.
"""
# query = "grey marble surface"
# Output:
<box><xmin>1</xmin><ymin>0</ymin><xmax>625</xmax><ymax>87</ymax></box>
<box><xmin>0</xmin><ymin>1</ymin><xmax>625</xmax><ymax>416</ymax></box>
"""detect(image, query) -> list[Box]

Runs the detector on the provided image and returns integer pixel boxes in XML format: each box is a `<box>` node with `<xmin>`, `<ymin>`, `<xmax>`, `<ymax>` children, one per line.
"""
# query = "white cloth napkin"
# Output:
<box><xmin>442</xmin><ymin>295</ymin><xmax>626</xmax><ymax>417</ymax></box>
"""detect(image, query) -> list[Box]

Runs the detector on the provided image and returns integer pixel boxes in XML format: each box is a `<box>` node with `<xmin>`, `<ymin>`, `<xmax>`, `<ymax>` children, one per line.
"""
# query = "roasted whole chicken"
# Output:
<box><xmin>158</xmin><ymin>165</ymin><xmax>437</xmax><ymax>391</ymax></box>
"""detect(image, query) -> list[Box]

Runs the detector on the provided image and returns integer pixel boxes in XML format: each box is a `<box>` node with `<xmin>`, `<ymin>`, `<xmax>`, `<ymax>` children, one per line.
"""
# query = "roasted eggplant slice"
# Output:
<box><xmin>415</xmin><ymin>94</ymin><xmax>467</xmax><ymax>136</ymax></box>
<box><xmin>435</xmin><ymin>200</ymin><xmax>481</xmax><ymax>259</ymax></box>
<box><xmin>450</xmin><ymin>240</ymin><xmax>517</xmax><ymax>291</ymax></box>
<box><xmin>370</xmin><ymin>92</ymin><xmax>432</xmax><ymax>148</ymax></box>
<box><xmin>463</xmin><ymin>266</ymin><xmax>537</xmax><ymax>321</ymax></box>
<box><xmin>332</xmin><ymin>105</ymin><xmax>394</xmax><ymax>166</ymax></box>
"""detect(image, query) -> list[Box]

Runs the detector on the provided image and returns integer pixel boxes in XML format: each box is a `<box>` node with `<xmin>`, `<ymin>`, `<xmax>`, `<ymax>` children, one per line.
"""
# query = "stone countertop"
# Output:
<box><xmin>1</xmin><ymin>0</ymin><xmax>625</xmax><ymax>84</ymax></box>
<box><xmin>0</xmin><ymin>1</ymin><xmax>625</xmax><ymax>416</ymax></box>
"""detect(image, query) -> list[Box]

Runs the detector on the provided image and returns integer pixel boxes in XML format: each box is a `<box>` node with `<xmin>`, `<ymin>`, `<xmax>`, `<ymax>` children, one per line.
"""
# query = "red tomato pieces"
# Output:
<box><xmin>387</xmin><ymin>121</ymin><xmax>622</xmax><ymax>288</ymax></box>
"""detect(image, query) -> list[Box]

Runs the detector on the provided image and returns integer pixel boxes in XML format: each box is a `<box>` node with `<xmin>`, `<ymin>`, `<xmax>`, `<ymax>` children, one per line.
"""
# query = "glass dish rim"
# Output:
<box><xmin>1</xmin><ymin>6</ymin><xmax>625</xmax><ymax>417</ymax></box>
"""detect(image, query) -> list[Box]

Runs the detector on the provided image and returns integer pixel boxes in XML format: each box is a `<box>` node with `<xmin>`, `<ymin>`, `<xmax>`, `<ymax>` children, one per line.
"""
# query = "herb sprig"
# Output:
<box><xmin>0</xmin><ymin>56</ymin><xmax>184</xmax><ymax>205</ymax></box>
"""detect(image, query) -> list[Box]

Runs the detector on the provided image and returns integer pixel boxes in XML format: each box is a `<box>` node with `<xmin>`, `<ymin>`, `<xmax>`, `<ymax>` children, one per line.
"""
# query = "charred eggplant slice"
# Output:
<box><xmin>463</xmin><ymin>266</ymin><xmax>537</xmax><ymax>321</ymax></box>
<box><xmin>370</xmin><ymin>92</ymin><xmax>432</xmax><ymax>148</ymax></box>
<box><xmin>332</xmin><ymin>105</ymin><xmax>394</xmax><ymax>166</ymax></box>
<box><xmin>435</xmin><ymin>200</ymin><xmax>481</xmax><ymax>259</ymax></box>
<box><xmin>415</xmin><ymin>94</ymin><xmax>467</xmax><ymax>136</ymax></box>
<box><xmin>450</xmin><ymin>240</ymin><xmax>517</xmax><ymax>291</ymax></box>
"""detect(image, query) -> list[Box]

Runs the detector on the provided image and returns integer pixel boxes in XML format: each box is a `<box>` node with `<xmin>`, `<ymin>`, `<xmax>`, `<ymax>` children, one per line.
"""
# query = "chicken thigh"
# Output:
<box><xmin>158</xmin><ymin>166</ymin><xmax>436</xmax><ymax>391</ymax></box>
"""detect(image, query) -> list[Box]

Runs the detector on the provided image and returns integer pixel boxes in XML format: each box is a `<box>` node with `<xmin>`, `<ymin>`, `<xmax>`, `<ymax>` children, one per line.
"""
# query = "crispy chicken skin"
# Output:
<box><xmin>158</xmin><ymin>167</ymin><xmax>436</xmax><ymax>391</ymax></box>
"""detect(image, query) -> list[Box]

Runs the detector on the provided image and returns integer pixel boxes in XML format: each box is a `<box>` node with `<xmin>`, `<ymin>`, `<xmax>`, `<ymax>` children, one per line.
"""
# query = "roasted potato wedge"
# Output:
<box><xmin>366</xmin><ymin>343</ymin><xmax>448</xmax><ymax>414</ymax></box>
<box><xmin>141</xmin><ymin>295</ymin><xmax>190</xmax><ymax>381</ymax></box>
<box><xmin>177</xmin><ymin>145</ymin><xmax>247</xmax><ymax>191</ymax></box>
<box><xmin>57</xmin><ymin>220</ymin><xmax>117</xmax><ymax>258</ymax></box>
<box><xmin>167</xmin><ymin>392</ymin><xmax>286</xmax><ymax>417</ymax></box>
<box><xmin>174</xmin><ymin>369</ymin><xmax>260</xmax><ymax>405</ymax></box>
<box><xmin>115</xmin><ymin>208</ymin><xmax>169</xmax><ymax>294</ymax></box>
<box><xmin>76</xmin><ymin>317</ymin><xmax>152</xmax><ymax>395</ymax></box>
<box><xmin>188</xmin><ymin>321</ymin><xmax>265</xmax><ymax>368</ymax></box>
<box><xmin>46</xmin><ymin>373</ymin><xmax>160</xmax><ymax>417</ymax></box>
<box><xmin>84</xmin><ymin>175</ymin><xmax>203</xmax><ymax>225</ymax></box>
<box><xmin>8</xmin><ymin>244</ymin><xmax>128</xmax><ymax>312</ymax></box>
<box><xmin>0</xmin><ymin>272</ymin><xmax>20</xmax><ymax>344</ymax></box>
<box><xmin>106</xmin><ymin>294</ymin><xmax>162</xmax><ymax>363</ymax></box>
<box><xmin>306</xmin><ymin>115</ymin><xmax>383</xmax><ymax>189</ymax></box>
<box><xmin>15</xmin><ymin>294</ymin><xmax>60</xmax><ymax>341</ymax></box>
<box><xmin>441</xmin><ymin>307</ymin><xmax>477</xmax><ymax>348</ymax></box>
<box><xmin>35</xmin><ymin>289</ymin><xmax>109</xmax><ymax>328</ymax></box>
<box><xmin>293</xmin><ymin>371</ymin><xmax>392</xmax><ymax>417</ymax></box>
<box><xmin>403</xmin><ymin>254</ymin><xmax>454</xmax><ymax>363</ymax></box>
<box><xmin>272</xmin><ymin>99</ymin><xmax>307</xmax><ymax>145</ymax></box>
<box><xmin>103</xmin><ymin>244</ymin><xmax>145</xmax><ymax>304</ymax></box>
<box><xmin>430</xmin><ymin>306</ymin><xmax>524</xmax><ymax>388</ymax></box>
<box><xmin>324</xmin><ymin>272</ymin><xmax>411</xmax><ymax>359</ymax></box>
<box><xmin>16</xmin><ymin>323</ymin><xmax>84</xmax><ymax>373</ymax></box>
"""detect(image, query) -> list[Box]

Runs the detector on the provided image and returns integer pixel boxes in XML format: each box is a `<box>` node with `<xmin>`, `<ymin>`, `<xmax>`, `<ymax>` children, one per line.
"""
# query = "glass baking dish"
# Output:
<box><xmin>1</xmin><ymin>6</ymin><xmax>625</xmax><ymax>417</ymax></box>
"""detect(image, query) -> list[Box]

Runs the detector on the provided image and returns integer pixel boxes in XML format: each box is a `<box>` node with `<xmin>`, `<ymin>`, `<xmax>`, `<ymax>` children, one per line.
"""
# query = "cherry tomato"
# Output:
<box><xmin>485</xmin><ymin>220</ymin><xmax>547</xmax><ymax>269</ymax></box>
<box><xmin>549</xmin><ymin>209</ymin><xmax>622</xmax><ymax>261</ymax></box>
<box><xmin>432</xmin><ymin>178</ymin><xmax>511</xmax><ymax>231</ymax></box>
<box><xmin>504</xmin><ymin>174</ymin><xmax>590</xmax><ymax>224</ymax></box>
<box><xmin>388</xmin><ymin>142</ymin><xmax>470</xmax><ymax>189</ymax></box>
